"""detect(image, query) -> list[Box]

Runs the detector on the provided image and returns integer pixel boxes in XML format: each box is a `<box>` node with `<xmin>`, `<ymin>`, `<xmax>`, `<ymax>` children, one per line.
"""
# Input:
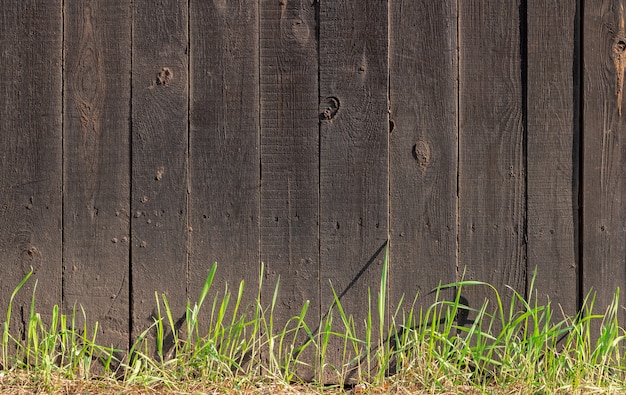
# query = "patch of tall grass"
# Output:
<box><xmin>2</xmin><ymin>257</ymin><xmax>626</xmax><ymax>394</ymax></box>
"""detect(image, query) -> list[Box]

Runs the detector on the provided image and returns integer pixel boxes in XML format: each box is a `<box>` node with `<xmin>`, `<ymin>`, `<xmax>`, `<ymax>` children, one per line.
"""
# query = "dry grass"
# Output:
<box><xmin>3</xmin><ymin>382</ymin><xmax>626</xmax><ymax>395</ymax></box>
<box><xmin>2</xmin><ymin>374</ymin><xmax>626</xmax><ymax>395</ymax></box>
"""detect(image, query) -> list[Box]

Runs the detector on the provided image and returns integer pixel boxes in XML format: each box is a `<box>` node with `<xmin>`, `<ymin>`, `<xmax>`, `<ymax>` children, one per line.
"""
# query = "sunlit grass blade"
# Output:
<box><xmin>2</xmin><ymin>268</ymin><xmax>33</xmax><ymax>369</ymax></box>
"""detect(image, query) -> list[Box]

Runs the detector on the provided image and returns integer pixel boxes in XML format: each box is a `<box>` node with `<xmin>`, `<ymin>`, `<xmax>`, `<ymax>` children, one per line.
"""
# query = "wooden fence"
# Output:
<box><xmin>0</xmin><ymin>0</ymin><xmax>624</xmax><ymax>363</ymax></box>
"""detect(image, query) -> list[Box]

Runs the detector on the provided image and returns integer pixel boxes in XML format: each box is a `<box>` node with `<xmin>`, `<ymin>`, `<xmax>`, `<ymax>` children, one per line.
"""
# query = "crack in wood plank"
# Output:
<box><xmin>612</xmin><ymin>2</ymin><xmax>626</xmax><ymax>116</ymax></box>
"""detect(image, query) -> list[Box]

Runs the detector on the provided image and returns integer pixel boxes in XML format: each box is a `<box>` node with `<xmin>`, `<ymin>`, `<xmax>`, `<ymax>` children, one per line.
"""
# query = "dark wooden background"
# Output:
<box><xmin>0</xmin><ymin>0</ymin><xmax>624</xmax><ymax>364</ymax></box>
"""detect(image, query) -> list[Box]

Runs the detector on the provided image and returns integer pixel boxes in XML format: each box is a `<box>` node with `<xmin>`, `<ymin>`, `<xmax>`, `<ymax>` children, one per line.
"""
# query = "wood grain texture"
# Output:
<box><xmin>131</xmin><ymin>0</ymin><xmax>189</xmax><ymax>344</ymax></box>
<box><xmin>318</xmin><ymin>0</ymin><xmax>389</xmax><ymax>383</ymax></box>
<box><xmin>0</xmin><ymin>0</ymin><xmax>62</xmax><ymax>335</ymax></box>
<box><xmin>582</xmin><ymin>0</ymin><xmax>626</xmax><ymax>319</ymax></box>
<box><xmin>189</xmin><ymin>0</ymin><xmax>260</xmax><ymax>317</ymax></box>
<box><xmin>259</xmin><ymin>0</ymin><xmax>319</xmax><ymax>380</ymax></box>
<box><xmin>389</xmin><ymin>0</ymin><xmax>458</xmax><ymax>314</ymax></box>
<box><xmin>458</xmin><ymin>1</ymin><xmax>526</xmax><ymax>318</ymax></box>
<box><xmin>526</xmin><ymin>1</ymin><xmax>578</xmax><ymax>315</ymax></box>
<box><xmin>64</xmin><ymin>0</ymin><xmax>131</xmax><ymax>349</ymax></box>
<box><xmin>8</xmin><ymin>0</ymin><xmax>626</xmax><ymax>365</ymax></box>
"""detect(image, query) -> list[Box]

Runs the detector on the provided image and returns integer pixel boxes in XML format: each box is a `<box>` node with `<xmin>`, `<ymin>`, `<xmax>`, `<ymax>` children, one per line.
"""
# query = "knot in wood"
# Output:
<box><xmin>413</xmin><ymin>139</ymin><xmax>431</xmax><ymax>174</ymax></box>
<box><xmin>20</xmin><ymin>245</ymin><xmax>42</xmax><ymax>274</ymax></box>
<box><xmin>156</xmin><ymin>67</ymin><xmax>173</xmax><ymax>85</ymax></box>
<box><xmin>320</xmin><ymin>96</ymin><xmax>340</xmax><ymax>121</ymax></box>
<box><xmin>614</xmin><ymin>39</ymin><xmax>626</xmax><ymax>57</ymax></box>
<box><xmin>288</xmin><ymin>17</ymin><xmax>310</xmax><ymax>42</ymax></box>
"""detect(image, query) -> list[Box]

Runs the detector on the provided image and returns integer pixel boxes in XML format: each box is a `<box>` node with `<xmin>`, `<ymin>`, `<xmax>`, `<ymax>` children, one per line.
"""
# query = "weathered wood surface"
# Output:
<box><xmin>3</xmin><ymin>0</ymin><xmax>626</xmax><ymax>382</ymax></box>
<box><xmin>389</xmin><ymin>0</ymin><xmax>458</xmax><ymax>315</ymax></box>
<box><xmin>131</xmin><ymin>0</ymin><xmax>189</xmax><ymax>345</ymax></box>
<box><xmin>526</xmin><ymin>0</ymin><xmax>579</xmax><ymax>315</ymax></box>
<box><xmin>64</xmin><ymin>0</ymin><xmax>130</xmax><ymax>349</ymax></box>
<box><xmin>582</xmin><ymin>0</ymin><xmax>626</xmax><ymax>320</ymax></box>
<box><xmin>259</xmin><ymin>0</ymin><xmax>320</xmax><ymax>380</ymax></box>
<box><xmin>0</xmin><ymin>0</ymin><xmax>63</xmax><ymax>339</ymax></box>
<box><xmin>458</xmin><ymin>0</ymin><xmax>526</xmax><ymax>318</ymax></box>
<box><xmin>189</xmin><ymin>0</ymin><xmax>260</xmax><ymax>316</ymax></box>
<box><xmin>318</xmin><ymin>0</ymin><xmax>389</xmax><ymax>382</ymax></box>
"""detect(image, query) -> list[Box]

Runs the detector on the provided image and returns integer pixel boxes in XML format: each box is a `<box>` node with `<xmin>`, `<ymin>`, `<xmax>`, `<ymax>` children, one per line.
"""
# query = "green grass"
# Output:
<box><xmin>2</xmin><ymin>257</ymin><xmax>626</xmax><ymax>394</ymax></box>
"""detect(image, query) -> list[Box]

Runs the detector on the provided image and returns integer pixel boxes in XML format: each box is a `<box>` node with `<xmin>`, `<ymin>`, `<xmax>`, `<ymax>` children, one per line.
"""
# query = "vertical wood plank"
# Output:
<box><xmin>189</xmin><ymin>1</ymin><xmax>260</xmax><ymax>317</ymax></box>
<box><xmin>64</xmin><ymin>0</ymin><xmax>131</xmax><ymax>349</ymax></box>
<box><xmin>526</xmin><ymin>1</ymin><xmax>579</xmax><ymax>315</ymax></box>
<box><xmin>319</xmin><ymin>0</ymin><xmax>389</xmax><ymax>382</ymax></box>
<box><xmin>389</xmin><ymin>0</ymin><xmax>458</xmax><ymax>315</ymax></box>
<box><xmin>582</xmin><ymin>0</ymin><xmax>626</xmax><ymax>320</ymax></box>
<box><xmin>458</xmin><ymin>1</ymin><xmax>526</xmax><ymax>317</ymax></box>
<box><xmin>131</xmin><ymin>0</ymin><xmax>189</xmax><ymax>344</ymax></box>
<box><xmin>259</xmin><ymin>0</ymin><xmax>319</xmax><ymax>380</ymax></box>
<box><xmin>0</xmin><ymin>0</ymin><xmax>62</xmax><ymax>335</ymax></box>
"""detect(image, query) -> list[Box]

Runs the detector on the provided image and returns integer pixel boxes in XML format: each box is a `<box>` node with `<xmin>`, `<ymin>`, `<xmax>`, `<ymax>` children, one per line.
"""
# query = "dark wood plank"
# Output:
<box><xmin>318</xmin><ymin>0</ymin><xmax>389</xmax><ymax>383</ymax></box>
<box><xmin>526</xmin><ymin>1</ymin><xmax>578</xmax><ymax>315</ymax></box>
<box><xmin>458</xmin><ymin>1</ymin><xmax>526</xmax><ymax>320</ymax></box>
<box><xmin>64</xmin><ymin>0</ymin><xmax>131</xmax><ymax>349</ymax></box>
<box><xmin>131</xmin><ymin>0</ymin><xmax>189</xmax><ymax>345</ymax></box>
<box><xmin>389</xmin><ymin>0</ymin><xmax>458</xmax><ymax>317</ymax></box>
<box><xmin>189</xmin><ymin>1</ymin><xmax>260</xmax><ymax>320</ymax></box>
<box><xmin>259</xmin><ymin>0</ymin><xmax>319</xmax><ymax>380</ymax></box>
<box><xmin>0</xmin><ymin>0</ymin><xmax>63</xmax><ymax>341</ymax></box>
<box><xmin>582</xmin><ymin>0</ymin><xmax>626</xmax><ymax>321</ymax></box>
